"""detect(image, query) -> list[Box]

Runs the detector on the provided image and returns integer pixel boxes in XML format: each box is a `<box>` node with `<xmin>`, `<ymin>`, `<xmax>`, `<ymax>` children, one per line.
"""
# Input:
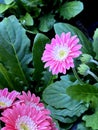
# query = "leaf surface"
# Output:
<box><xmin>32</xmin><ymin>33</ymin><xmax>50</xmax><ymax>81</ymax></box>
<box><xmin>66</xmin><ymin>84</ymin><xmax>98</xmax><ymax>103</ymax></box>
<box><xmin>83</xmin><ymin>111</ymin><xmax>98</xmax><ymax>130</ymax></box>
<box><xmin>0</xmin><ymin>15</ymin><xmax>32</xmax><ymax>90</ymax></box>
<box><xmin>59</xmin><ymin>1</ymin><xmax>83</xmax><ymax>20</ymax></box>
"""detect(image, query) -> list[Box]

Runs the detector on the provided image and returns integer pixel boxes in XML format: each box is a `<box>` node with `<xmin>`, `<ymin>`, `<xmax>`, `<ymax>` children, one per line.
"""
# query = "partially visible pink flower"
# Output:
<box><xmin>47</xmin><ymin>117</ymin><xmax>58</xmax><ymax>130</ymax></box>
<box><xmin>0</xmin><ymin>104</ymin><xmax>58</xmax><ymax>130</ymax></box>
<box><xmin>0</xmin><ymin>88</ymin><xmax>20</xmax><ymax>109</ymax></box>
<box><xmin>41</xmin><ymin>32</ymin><xmax>82</xmax><ymax>75</ymax></box>
<box><xmin>17</xmin><ymin>91</ymin><xmax>46</xmax><ymax>111</ymax></box>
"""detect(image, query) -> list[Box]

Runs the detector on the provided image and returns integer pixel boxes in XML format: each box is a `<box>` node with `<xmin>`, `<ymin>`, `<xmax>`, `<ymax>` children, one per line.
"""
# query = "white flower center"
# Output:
<box><xmin>53</xmin><ymin>44</ymin><xmax>69</xmax><ymax>61</ymax></box>
<box><xmin>16</xmin><ymin>115</ymin><xmax>37</xmax><ymax>130</ymax></box>
<box><xmin>0</xmin><ymin>96</ymin><xmax>12</xmax><ymax>108</ymax></box>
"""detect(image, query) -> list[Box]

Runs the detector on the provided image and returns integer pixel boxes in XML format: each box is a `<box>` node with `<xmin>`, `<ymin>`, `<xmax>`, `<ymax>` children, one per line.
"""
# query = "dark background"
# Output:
<box><xmin>75</xmin><ymin>0</ymin><xmax>98</xmax><ymax>38</ymax></box>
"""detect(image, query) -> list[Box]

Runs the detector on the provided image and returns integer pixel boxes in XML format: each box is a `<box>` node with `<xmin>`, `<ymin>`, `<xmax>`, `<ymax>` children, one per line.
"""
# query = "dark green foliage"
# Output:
<box><xmin>0</xmin><ymin>15</ymin><xmax>32</xmax><ymax>91</ymax></box>
<box><xmin>0</xmin><ymin>0</ymin><xmax>97</xmax><ymax>129</ymax></box>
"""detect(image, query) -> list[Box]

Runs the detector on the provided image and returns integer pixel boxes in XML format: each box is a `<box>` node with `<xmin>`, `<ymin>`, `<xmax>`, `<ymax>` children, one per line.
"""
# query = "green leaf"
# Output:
<box><xmin>77</xmin><ymin>122</ymin><xmax>89</xmax><ymax>130</ymax></box>
<box><xmin>39</xmin><ymin>14</ymin><xmax>56</xmax><ymax>32</ymax></box>
<box><xmin>59</xmin><ymin>1</ymin><xmax>83</xmax><ymax>20</ymax></box>
<box><xmin>0</xmin><ymin>63</ymin><xmax>14</xmax><ymax>89</ymax></box>
<box><xmin>19</xmin><ymin>0</ymin><xmax>43</xmax><ymax>7</ymax></box>
<box><xmin>41</xmin><ymin>71</ymin><xmax>53</xmax><ymax>86</ymax></box>
<box><xmin>66</xmin><ymin>84</ymin><xmax>98</xmax><ymax>103</ymax></box>
<box><xmin>4</xmin><ymin>0</ymin><xmax>14</xmax><ymax>4</ymax></box>
<box><xmin>54</xmin><ymin>23</ymin><xmax>94</xmax><ymax>55</ymax></box>
<box><xmin>0</xmin><ymin>15</ymin><xmax>32</xmax><ymax>91</ymax></box>
<box><xmin>0</xmin><ymin>73</ymin><xmax>8</xmax><ymax>89</ymax></box>
<box><xmin>93</xmin><ymin>28</ymin><xmax>98</xmax><ymax>60</ymax></box>
<box><xmin>20</xmin><ymin>13</ymin><xmax>34</xmax><ymax>26</ymax></box>
<box><xmin>43</xmin><ymin>75</ymin><xmax>85</xmax><ymax>109</ymax></box>
<box><xmin>0</xmin><ymin>4</ymin><xmax>10</xmax><ymax>13</ymax></box>
<box><xmin>32</xmin><ymin>33</ymin><xmax>50</xmax><ymax>81</ymax></box>
<box><xmin>47</xmin><ymin>104</ymin><xmax>88</xmax><ymax>123</ymax></box>
<box><xmin>83</xmin><ymin>111</ymin><xmax>98</xmax><ymax>130</ymax></box>
<box><xmin>18</xmin><ymin>0</ymin><xmax>43</xmax><ymax>15</ymax></box>
<box><xmin>43</xmin><ymin>75</ymin><xmax>88</xmax><ymax>125</ymax></box>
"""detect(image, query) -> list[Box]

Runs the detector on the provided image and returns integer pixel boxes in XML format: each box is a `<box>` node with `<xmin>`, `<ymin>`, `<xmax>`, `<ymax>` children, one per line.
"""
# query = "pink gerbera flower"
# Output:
<box><xmin>0</xmin><ymin>88</ymin><xmax>20</xmax><ymax>109</ymax></box>
<box><xmin>0</xmin><ymin>104</ymin><xmax>58</xmax><ymax>130</ymax></box>
<box><xmin>17</xmin><ymin>91</ymin><xmax>46</xmax><ymax>111</ymax></box>
<box><xmin>41</xmin><ymin>32</ymin><xmax>82</xmax><ymax>75</ymax></box>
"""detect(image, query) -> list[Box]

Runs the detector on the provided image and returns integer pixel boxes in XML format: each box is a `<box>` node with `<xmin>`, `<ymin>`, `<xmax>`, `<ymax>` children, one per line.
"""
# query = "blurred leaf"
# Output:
<box><xmin>0</xmin><ymin>4</ymin><xmax>10</xmax><ymax>13</ymax></box>
<box><xmin>59</xmin><ymin>1</ymin><xmax>83</xmax><ymax>20</ymax></box>
<box><xmin>66</xmin><ymin>84</ymin><xmax>98</xmax><ymax>103</ymax></box>
<box><xmin>0</xmin><ymin>15</ymin><xmax>32</xmax><ymax>91</ymax></box>
<box><xmin>32</xmin><ymin>33</ymin><xmax>50</xmax><ymax>81</ymax></box>
<box><xmin>39</xmin><ymin>14</ymin><xmax>56</xmax><ymax>32</ymax></box>
<box><xmin>83</xmin><ymin>111</ymin><xmax>98</xmax><ymax>130</ymax></box>
<box><xmin>20</xmin><ymin>13</ymin><xmax>34</xmax><ymax>26</ymax></box>
<box><xmin>54</xmin><ymin>23</ymin><xmax>94</xmax><ymax>55</ymax></box>
<box><xmin>4</xmin><ymin>0</ymin><xmax>14</xmax><ymax>4</ymax></box>
<box><xmin>93</xmin><ymin>28</ymin><xmax>98</xmax><ymax>60</ymax></box>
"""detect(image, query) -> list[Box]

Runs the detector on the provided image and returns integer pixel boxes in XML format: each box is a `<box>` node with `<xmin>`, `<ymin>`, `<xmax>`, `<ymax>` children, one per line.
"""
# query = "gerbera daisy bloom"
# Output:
<box><xmin>41</xmin><ymin>32</ymin><xmax>82</xmax><ymax>75</ymax></box>
<box><xmin>0</xmin><ymin>104</ymin><xmax>58</xmax><ymax>130</ymax></box>
<box><xmin>17</xmin><ymin>91</ymin><xmax>46</xmax><ymax>111</ymax></box>
<box><xmin>0</xmin><ymin>88</ymin><xmax>20</xmax><ymax>109</ymax></box>
<box><xmin>47</xmin><ymin>116</ymin><xmax>58</xmax><ymax>130</ymax></box>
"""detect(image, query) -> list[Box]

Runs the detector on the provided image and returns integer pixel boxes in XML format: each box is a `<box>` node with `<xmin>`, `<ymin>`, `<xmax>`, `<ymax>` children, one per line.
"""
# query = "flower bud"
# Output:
<box><xmin>78</xmin><ymin>64</ymin><xmax>90</xmax><ymax>76</ymax></box>
<box><xmin>80</xmin><ymin>54</ymin><xmax>93</xmax><ymax>63</ymax></box>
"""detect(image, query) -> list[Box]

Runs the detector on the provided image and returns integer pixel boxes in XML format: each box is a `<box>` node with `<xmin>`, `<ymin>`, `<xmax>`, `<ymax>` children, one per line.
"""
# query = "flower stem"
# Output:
<box><xmin>72</xmin><ymin>68</ymin><xmax>84</xmax><ymax>84</ymax></box>
<box><xmin>91</xmin><ymin>59</ymin><xmax>98</xmax><ymax>65</ymax></box>
<box><xmin>88</xmin><ymin>70</ymin><xmax>98</xmax><ymax>82</ymax></box>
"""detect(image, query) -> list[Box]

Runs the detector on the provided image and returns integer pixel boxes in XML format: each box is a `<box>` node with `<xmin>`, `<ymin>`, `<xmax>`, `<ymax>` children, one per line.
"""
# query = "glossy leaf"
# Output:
<box><xmin>47</xmin><ymin>104</ymin><xmax>88</xmax><ymax>123</ymax></box>
<box><xmin>32</xmin><ymin>33</ymin><xmax>50</xmax><ymax>81</ymax></box>
<box><xmin>43</xmin><ymin>75</ymin><xmax>88</xmax><ymax>126</ymax></box>
<box><xmin>0</xmin><ymin>15</ymin><xmax>32</xmax><ymax>91</ymax></box>
<box><xmin>20</xmin><ymin>13</ymin><xmax>34</xmax><ymax>26</ymax></box>
<box><xmin>39</xmin><ymin>14</ymin><xmax>56</xmax><ymax>32</ymax></box>
<box><xmin>43</xmin><ymin>75</ymin><xmax>86</xmax><ymax>109</ymax></box>
<box><xmin>59</xmin><ymin>1</ymin><xmax>83</xmax><ymax>20</ymax></box>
